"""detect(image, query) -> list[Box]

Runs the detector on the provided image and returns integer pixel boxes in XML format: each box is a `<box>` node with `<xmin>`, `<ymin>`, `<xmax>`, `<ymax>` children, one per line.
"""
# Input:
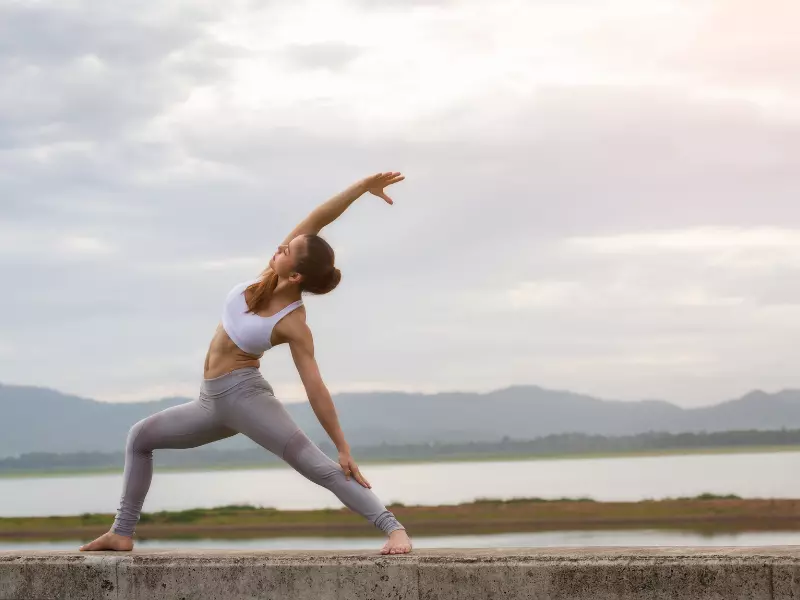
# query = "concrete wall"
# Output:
<box><xmin>1</xmin><ymin>547</ymin><xmax>798</xmax><ymax>600</ymax></box>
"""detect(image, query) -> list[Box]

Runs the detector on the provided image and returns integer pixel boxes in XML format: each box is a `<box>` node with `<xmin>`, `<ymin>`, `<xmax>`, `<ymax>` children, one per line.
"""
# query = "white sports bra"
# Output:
<box><xmin>221</xmin><ymin>278</ymin><xmax>304</xmax><ymax>356</ymax></box>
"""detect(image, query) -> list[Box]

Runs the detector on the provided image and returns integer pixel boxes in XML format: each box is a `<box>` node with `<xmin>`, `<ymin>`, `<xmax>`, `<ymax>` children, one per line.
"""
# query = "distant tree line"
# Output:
<box><xmin>318</xmin><ymin>428</ymin><xmax>800</xmax><ymax>459</ymax></box>
<box><xmin>2</xmin><ymin>428</ymin><xmax>799</xmax><ymax>474</ymax></box>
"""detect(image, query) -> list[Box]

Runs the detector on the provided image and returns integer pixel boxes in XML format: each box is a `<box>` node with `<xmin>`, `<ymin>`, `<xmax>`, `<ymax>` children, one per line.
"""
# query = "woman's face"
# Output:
<box><xmin>269</xmin><ymin>235</ymin><xmax>305</xmax><ymax>278</ymax></box>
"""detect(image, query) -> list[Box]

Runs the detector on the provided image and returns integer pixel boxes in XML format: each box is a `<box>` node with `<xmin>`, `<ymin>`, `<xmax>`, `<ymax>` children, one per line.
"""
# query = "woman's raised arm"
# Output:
<box><xmin>280</xmin><ymin>172</ymin><xmax>404</xmax><ymax>246</ymax></box>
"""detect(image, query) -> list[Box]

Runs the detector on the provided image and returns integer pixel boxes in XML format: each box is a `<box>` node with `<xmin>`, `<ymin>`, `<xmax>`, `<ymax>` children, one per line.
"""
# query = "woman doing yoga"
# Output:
<box><xmin>79</xmin><ymin>172</ymin><xmax>412</xmax><ymax>555</ymax></box>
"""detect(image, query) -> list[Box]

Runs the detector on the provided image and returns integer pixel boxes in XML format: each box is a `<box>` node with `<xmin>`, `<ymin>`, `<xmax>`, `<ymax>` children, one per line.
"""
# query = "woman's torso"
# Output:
<box><xmin>203</xmin><ymin>279</ymin><xmax>305</xmax><ymax>379</ymax></box>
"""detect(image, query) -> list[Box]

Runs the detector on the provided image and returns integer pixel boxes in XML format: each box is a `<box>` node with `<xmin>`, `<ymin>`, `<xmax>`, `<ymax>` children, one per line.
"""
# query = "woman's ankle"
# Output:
<box><xmin>110</xmin><ymin>529</ymin><xmax>133</xmax><ymax>538</ymax></box>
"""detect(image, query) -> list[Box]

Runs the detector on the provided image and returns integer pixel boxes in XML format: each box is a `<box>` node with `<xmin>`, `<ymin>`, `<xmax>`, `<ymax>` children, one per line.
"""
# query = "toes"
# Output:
<box><xmin>381</xmin><ymin>540</ymin><xmax>414</xmax><ymax>555</ymax></box>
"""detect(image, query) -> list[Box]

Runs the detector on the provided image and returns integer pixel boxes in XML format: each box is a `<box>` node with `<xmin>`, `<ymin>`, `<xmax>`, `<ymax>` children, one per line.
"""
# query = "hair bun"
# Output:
<box><xmin>327</xmin><ymin>267</ymin><xmax>342</xmax><ymax>290</ymax></box>
<box><xmin>312</xmin><ymin>266</ymin><xmax>341</xmax><ymax>295</ymax></box>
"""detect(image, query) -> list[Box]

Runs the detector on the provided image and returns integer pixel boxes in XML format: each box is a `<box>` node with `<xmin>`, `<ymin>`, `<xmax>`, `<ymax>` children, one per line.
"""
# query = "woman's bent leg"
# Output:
<box><xmin>111</xmin><ymin>398</ymin><xmax>237</xmax><ymax>537</ymax></box>
<box><xmin>219</xmin><ymin>383</ymin><xmax>405</xmax><ymax>535</ymax></box>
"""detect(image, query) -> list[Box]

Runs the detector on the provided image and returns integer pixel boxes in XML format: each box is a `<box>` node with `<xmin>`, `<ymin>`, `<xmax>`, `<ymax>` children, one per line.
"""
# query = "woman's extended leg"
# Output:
<box><xmin>280</xmin><ymin>428</ymin><xmax>404</xmax><ymax>531</ymax></box>
<box><xmin>218</xmin><ymin>382</ymin><xmax>411</xmax><ymax>552</ymax></box>
<box><xmin>280</xmin><ymin>427</ymin><xmax>413</xmax><ymax>554</ymax></box>
<box><xmin>79</xmin><ymin>397</ymin><xmax>237</xmax><ymax>550</ymax></box>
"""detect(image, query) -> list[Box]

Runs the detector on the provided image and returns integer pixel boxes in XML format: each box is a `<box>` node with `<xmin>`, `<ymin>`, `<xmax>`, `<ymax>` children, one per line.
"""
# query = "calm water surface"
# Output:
<box><xmin>2</xmin><ymin>451</ymin><xmax>799</xmax><ymax>518</ymax></box>
<box><xmin>1</xmin><ymin>531</ymin><xmax>797</xmax><ymax>552</ymax></box>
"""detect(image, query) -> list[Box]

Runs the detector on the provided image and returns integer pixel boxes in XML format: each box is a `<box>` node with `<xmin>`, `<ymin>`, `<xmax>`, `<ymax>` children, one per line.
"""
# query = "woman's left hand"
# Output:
<box><xmin>338</xmin><ymin>451</ymin><xmax>372</xmax><ymax>488</ymax></box>
<box><xmin>362</xmin><ymin>172</ymin><xmax>405</xmax><ymax>205</ymax></box>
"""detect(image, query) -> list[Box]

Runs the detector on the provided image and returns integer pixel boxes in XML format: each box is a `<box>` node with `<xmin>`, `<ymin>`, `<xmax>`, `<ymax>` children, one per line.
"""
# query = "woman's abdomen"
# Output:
<box><xmin>203</xmin><ymin>322</ymin><xmax>261</xmax><ymax>379</ymax></box>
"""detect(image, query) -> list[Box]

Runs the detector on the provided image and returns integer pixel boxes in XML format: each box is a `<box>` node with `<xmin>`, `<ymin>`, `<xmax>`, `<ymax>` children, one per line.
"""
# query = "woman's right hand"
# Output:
<box><xmin>338</xmin><ymin>450</ymin><xmax>372</xmax><ymax>488</ymax></box>
<box><xmin>362</xmin><ymin>172</ymin><xmax>405</xmax><ymax>205</ymax></box>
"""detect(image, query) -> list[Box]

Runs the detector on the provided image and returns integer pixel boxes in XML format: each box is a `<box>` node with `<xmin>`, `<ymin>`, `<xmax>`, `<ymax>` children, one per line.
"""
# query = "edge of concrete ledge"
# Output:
<box><xmin>2</xmin><ymin>547</ymin><xmax>798</xmax><ymax>600</ymax></box>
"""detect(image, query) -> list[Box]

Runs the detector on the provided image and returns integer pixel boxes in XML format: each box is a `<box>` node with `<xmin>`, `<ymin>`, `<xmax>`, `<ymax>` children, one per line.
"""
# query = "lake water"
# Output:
<box><xmin>1</xmin><ymin>530</ymin><xmax>797</xmax><ymax>552</ymax></box>
<box><xmin>2</xmin><ymin>451</ymin><xmax>799</xmax><ymax>518</ymax></box>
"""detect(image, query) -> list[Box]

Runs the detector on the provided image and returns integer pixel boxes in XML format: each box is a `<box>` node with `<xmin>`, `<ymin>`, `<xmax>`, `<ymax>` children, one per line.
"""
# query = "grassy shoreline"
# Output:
<box><xmin>1</xmin><ymin>496</ymin><xmax>799</xmax><ymax>542</ymax></box>
<box><xmin>2</xmin><ymin>444</ymin><xmax>799</xmax><ymax>479</ymax></box>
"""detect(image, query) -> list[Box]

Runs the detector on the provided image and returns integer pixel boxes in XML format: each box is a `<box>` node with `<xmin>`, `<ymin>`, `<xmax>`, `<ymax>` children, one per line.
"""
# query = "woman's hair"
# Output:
<box><xmin>244</xmin><ymin>234</ymin><xmax>341</xmax><ymax>314</ymax></box>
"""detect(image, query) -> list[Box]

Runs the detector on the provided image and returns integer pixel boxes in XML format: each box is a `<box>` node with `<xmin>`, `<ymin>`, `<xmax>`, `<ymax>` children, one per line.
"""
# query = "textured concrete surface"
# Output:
<box><xmin>0</xmin><ymin>547</ymin><xmax>798</xmax><ymax>600</ymax></box>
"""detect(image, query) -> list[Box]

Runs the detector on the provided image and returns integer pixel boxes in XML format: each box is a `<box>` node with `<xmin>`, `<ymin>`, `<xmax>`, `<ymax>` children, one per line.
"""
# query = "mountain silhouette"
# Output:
<box><xmin>1</xmin><ymin>382</ymin><xmax>798</xmax><ymax>458</ymax></box>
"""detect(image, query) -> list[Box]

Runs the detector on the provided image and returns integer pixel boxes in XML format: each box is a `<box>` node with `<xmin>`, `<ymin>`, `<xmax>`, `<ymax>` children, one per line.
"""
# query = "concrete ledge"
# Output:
<box><xmin>1</xmin><ymin>547</ymin><xmax>798</xmax><ymax>600</ymax></box>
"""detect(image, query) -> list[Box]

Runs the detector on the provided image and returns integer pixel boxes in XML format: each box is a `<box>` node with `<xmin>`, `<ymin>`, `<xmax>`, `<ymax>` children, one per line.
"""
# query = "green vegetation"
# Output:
<box><xmin>1</xmin><ymin>495</ymin><xmax>797</xmax><ymax>542</ymax></box>
<box><xmin>672</xmin><ymin>493</ymin><xmax>742</xmax><ymax>501</ymax></box>
<box><xmin>474</xmin><ymin>496</ymin><xmax>597</xmax><ymax>504</ymax></box>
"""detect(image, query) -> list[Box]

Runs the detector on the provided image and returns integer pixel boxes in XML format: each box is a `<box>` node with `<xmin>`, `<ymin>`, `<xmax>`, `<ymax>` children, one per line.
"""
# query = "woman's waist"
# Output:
<box><xmin>204</xmin><ymin>352</ymin><xmax>260</xmax><ymax>378</ymax></box>
<box><xmin>200</xmin><ymin>366</ymin><xmax>268</xmax><ymax>397</ymax></box>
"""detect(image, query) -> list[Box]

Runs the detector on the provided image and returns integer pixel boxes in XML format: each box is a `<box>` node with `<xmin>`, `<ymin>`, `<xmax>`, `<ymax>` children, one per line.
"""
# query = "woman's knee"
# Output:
<box><xmin>125</xmin><ymin>416</ymin><xmax>156</xmax><ymax>453</ymax></box>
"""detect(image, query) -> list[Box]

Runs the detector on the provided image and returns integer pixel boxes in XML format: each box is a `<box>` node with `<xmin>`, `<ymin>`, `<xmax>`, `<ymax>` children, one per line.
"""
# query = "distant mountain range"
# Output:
<box><xmin>1</xmin><ymin>382</ymin><xmax>798</xmax><ymax>458</ymax></box>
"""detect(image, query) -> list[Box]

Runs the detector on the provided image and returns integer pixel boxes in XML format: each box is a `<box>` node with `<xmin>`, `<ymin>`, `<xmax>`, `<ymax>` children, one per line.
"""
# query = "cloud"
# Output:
<box><xmin>674</xmin><ymin>0</ymin><xmax>800</xmax><ymax>90</ymax></box>
<box><xmin>0</xmin><ymin>0</ymin><xmax>244</xmax><ymax>226</ymax></box>
<box><xmin>0</xmin><ymin>225</ymin><xmax>117</xmax><ymax>264</ymax></box>
<box><xmin>567</xmin><ymin>227</ymin><xmax>800</xmax><ymax>253</ymax></box>
<box><xmin>352</xmin><ymin>0</ymin><xmax>454</xmax><ymax>8</ymax></box>
<box><xmin>281</xmin><ymin>42</ymin><xmax>364</xmax><ymax>71</ymax></box>
<box><xmin>0</xmin><ymin>0</ymin><xmax>798</xmax><ymax>407</ymax></box>
<box><xmin>566</xmin><ymin>227</ymin><xmax>800</xmax><ymax>270</ymax></box>
<box><xmin>498</xmin><ymin>227</ymin><xmax>800</xmax><ymax>317</ymax></box>
<box><xmin>59</xmin><ymin>235</ymin><xmax>116</xmax><ymax>255</ymax></box>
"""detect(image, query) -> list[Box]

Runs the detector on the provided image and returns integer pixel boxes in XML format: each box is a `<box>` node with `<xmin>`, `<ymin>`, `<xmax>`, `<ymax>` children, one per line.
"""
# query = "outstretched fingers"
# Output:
<box><xmin>365</xmin><ymin>171</ymin><xmax>404</xmax><ymax>204</ymax></box>
<box><xmin>381</xmin><ymin>172</ymin><xmax>404</xmax><ymax>184</ymax></box>
<box><xmin>372</xmin><ymin>172</ymin><xmax>404</xmax><ymax>185</ymax></box>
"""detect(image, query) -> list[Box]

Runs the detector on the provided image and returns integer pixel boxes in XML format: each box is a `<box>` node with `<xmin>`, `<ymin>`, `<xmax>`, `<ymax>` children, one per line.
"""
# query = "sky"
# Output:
<box><xmin>1</xmin><ymin>0</ymin><xmax>798</xmax><ymax>407</ymax></box>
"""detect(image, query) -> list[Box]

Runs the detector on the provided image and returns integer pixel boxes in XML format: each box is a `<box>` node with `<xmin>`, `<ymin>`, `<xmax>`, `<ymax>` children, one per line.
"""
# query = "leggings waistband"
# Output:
<box><xmin>201</xmin><ymin>367</ymin><xmax>266</xmax><ymax>397</ymax></box>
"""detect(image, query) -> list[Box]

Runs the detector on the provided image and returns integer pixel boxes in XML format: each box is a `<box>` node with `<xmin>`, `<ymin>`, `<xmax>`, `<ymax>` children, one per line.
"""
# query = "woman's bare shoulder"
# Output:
<box><xmin>273</xmin><ymin>304</ymin><xmax>309</xmax><ymax>345</ymax></box>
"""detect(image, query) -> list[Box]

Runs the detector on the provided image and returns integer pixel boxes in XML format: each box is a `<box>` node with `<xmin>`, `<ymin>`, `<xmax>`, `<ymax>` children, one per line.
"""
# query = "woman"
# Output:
<box><xmin>79</xmin><ymin>172</ymin><xmax>412</xmax><ymax>555</ymax></box>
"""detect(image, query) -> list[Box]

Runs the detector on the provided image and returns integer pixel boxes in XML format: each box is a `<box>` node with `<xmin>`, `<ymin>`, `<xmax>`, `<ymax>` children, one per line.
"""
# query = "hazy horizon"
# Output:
<box><xmin>2</xmin><ymin>377</ymin><xmax>797</xmax><ymax>410</ymax></box>
<box><xmin>1</xmin><ymin>0</ymin><xmax>798</xmax><ymax>407</ymax></box>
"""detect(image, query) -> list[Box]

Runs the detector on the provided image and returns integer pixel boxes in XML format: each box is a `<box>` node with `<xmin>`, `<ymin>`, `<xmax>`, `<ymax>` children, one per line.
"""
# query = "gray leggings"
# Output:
<box><xmin>111</xmin><ymin>367</ymin><xmax>404</xmax><ymax>537</ymax></box>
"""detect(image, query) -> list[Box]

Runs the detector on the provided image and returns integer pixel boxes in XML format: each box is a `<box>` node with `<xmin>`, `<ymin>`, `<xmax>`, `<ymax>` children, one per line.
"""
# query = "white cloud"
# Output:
<box><xmin>59</xmin><ymin>235</ymin><xmax>116</xmax><ymax>255</ymax></box>
<box><xmin>172</xmin><ymin>0</ymin><xmax>799</xmax><ymax>149</ymax></box>
<box><xmin>197</xmin><ymin>256</ymin><xmax>264</xmax><ymax>271</ymax></box>
<box><xmin>502</xmin><ymin>228</ymin><xmax>800</xmax><ymax>313</ymax></box>
<box><xmin>505</xmin><ymin>278</ymin><xmax>747</xmax><ymax>312</ymax></box>
<box><xmin>508</xmin><ymin>281</ymin><xmax>584</xmax><ymax>310</ymax></box>
<box><xmin>566</xmin><ymin>227</ymin><xmax>800</xmax><ymax>270</ymax></box>
<box><xmin>0</xmin><ymin>228</ymin><xmax>116</xmax><ymax>261</ymax></box>
<box><xmin>0</xmin><ymin>0</ymin><xmax>798</xmax><ymax>407</ymax></box>
<box><xmin>567</xmin><ymin>227</ymin><xmax>800</xmax><ymax>253</ymax></box>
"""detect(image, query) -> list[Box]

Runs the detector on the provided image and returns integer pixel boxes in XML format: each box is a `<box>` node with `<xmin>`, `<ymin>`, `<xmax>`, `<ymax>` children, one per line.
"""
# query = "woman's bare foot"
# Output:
<box><xmin>380</xmin><ymin>529</ymin><xmax>412</xmax><ymax>555</ymax></box>
<box><xmin>79</xmin><ymin>530</ymin><xmax>134</xmax><ymax>552</ymax></box>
